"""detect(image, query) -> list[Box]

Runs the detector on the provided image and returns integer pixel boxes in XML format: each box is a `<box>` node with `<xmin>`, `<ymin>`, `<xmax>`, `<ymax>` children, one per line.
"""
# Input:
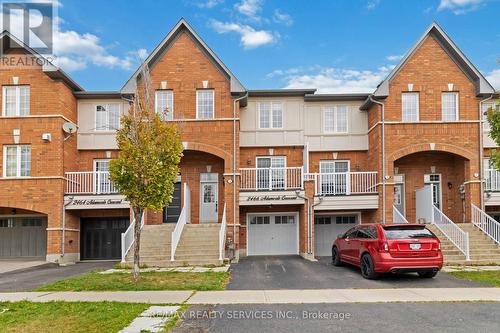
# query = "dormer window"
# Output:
<box><xmin>2</xmin><ymin>86</ymin><xmax>30</xmax><ymax>116</ymax></box>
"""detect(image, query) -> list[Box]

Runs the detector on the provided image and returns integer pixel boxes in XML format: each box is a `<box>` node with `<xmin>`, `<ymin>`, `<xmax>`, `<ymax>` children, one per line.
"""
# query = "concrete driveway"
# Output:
<box><xmin>0</xmin><ymin>261</ymin><xmax>115</xmax><ymax>292</ymax></box>
<box><xmin>227</xmin><ymin>256</ymin><xmax>483</xmax><ymax>290</ymax></box>
<box><xmin>0</xmin><ymin>259</ymin><xmax>50</xmax><ymax>274</ymax></box>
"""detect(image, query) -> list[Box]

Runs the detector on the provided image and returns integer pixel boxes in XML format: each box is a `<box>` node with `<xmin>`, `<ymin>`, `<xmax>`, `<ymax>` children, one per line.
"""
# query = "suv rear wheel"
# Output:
<box><xmin>360</xmin><ymin>254</ymin><xmax>379</xmax><ymax>280</ymax></box>
<box><xmin>332</xmin><ymin>246</ymin><xmax>342</xmax><ymax>266</ymax></box>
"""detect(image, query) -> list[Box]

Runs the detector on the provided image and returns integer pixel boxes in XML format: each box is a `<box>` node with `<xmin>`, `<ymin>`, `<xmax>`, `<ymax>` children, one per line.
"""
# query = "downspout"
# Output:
<box><xmin>369</xmin><ymin>96</ymin><xmax>386</xmax><ymax>224</ymax></box>
<box><xmin>233</xmin><ymin>92</ymin><xmax>248</xmax><ymax>260</ymax></box>
<box><xmin>479</xmin><ymin>95</ymin><xmax>494</xmax><ymax>211</ymax></box>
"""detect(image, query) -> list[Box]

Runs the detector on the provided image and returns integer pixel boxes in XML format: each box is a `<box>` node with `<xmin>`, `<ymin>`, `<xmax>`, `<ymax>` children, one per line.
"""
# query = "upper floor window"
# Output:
<box><xmin>442</xmin><ymin>92</ymin><xmax>459</xmax><ymax>122</ymax></box>
<box><xmin>196</xmin><ymin>90</ymin><xmax>214</xmax><ymax>119</ymax></box>
<box><xmin>259</xmin><ymin>102</ymin><xmax>283</xmax><ymax>129</ymax></box>
<box><xmin>3</xmin><ymin>145</ymin><xmax>31</xmax><ymax>178</ymax></box>
<box><xmin>320</xmin><ymin>160</ymin><xmax>349</xmax><ymax>173</ymax></box>
<box><xmin>95</xmin><ymin>103</ymin><xmax>121</xmax><ymax>131</ymax></box>
<box><xmin>482</xmin><ymin>102</ymin><xmax>499</xmax><ymax>130</ymax></box>
<box><xmin>2</xmin><ymin>86</ymin><xmax>29</xmax><ymax>116</ymax></box>
<box><xmin>402</xmin><ymin>92</ymin><xmax>419</xmax><ymax>122</ymax></box>
<box><xmin>324</xmin><ymin>106</ymin><xmax>348</xmax><ymax>133</ymax></box>
<box><xmin>155</xmin><ymin>90</ymin><xmax>173</xmax><ymax>121</ymax></box>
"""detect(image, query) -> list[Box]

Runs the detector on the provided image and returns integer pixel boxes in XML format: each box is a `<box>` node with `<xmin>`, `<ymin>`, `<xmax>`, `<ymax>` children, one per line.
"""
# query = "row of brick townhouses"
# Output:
<box><xmin>0</xmin><ymin>19</ymin><xmax>498</xmax><ymax>264</ymax></box>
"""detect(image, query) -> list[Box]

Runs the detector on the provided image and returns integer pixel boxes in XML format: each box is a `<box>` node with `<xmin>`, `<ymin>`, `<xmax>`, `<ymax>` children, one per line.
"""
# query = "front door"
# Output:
<box><xmin>200</xmin><ymin>173</ymin><xmax>218</xmax><ymax>223</ymax></box>
<box><xmin>164</xmin><ymin>182</ymin><xmax>182</xmax><ymax>223</ymax></box>
<box><xmin>425</xmin><ymin>174</ymin><xmax>442</xmax><ymax>210</ymax></box>
<box><xmin>393</xmin><ymin>175</ymin><xmax>405</xmax><ymax>216</ymax></box>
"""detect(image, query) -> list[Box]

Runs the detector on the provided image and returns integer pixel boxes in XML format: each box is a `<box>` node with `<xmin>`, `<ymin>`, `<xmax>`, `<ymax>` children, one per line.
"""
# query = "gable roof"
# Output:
<box><xmin>0</xmin><ymin>30</ymin><xmax>83</xmax><ymax>91</ymax></box>
<box><xmin>121</xmin><ymin>18</ymin><xmax>246</xmax><ymax>95</ymax></box>
<box><xmin>372</xmin><ymin>21</ymin><xmax>495</xmax><ymax>98</ymax></box>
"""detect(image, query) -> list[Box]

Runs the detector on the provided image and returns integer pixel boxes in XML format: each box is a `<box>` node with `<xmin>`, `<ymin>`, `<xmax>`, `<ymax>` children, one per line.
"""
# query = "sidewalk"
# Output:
<box><xmin>1</xmin><ymin>288</ymin><xmax>500</xmax><ymax>304</ymax></box>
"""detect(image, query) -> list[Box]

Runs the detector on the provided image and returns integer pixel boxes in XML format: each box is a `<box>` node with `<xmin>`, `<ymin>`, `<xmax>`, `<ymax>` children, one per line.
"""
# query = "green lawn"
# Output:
<box><xmin>34</xmin><ymin>271</ymin><xmax>229</xmax><ymax>291</ymax></box>
<box><xmin>449</xmin><ymin>271</ymin><xmax>500</xmax><ymax>287</ymax></box>
<box><xmin>0</xmin><ymin>301</ymin><xmax>149</xmax><ymax>333</ymax></box>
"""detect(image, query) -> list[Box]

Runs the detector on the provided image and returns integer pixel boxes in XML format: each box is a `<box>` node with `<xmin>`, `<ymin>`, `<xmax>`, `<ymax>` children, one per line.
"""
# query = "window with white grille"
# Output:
<box><xmin>155</xmin><ymin>90</ymin><xmax>174</xmax><ymax>120</ymax></box>
<box><xmin>2</xmin><ymin>86</ymin><xmax>29</xmax><ymax>116</ymax></box>
<box><xmin>442</xmin><ymin>92</ymin><xmax>459</xmax><ymax>121</ymax></box>
<box><xmin>324</xmin><ymin>106</ymin><xmax>348</xmax><ymax>133</ymax></box>
<box><xmin>402</xmin><ymin>92</ymin><xmax>419</xmax><ymax>122</ymax></box>
<box><xmin>196</xmin><ymin>90</ymin><xmax>214</xmax><ymax>119</ymax></box>
<box><xmin>3</xmin><ymin>145</ymin><xmax>31</xmax><ymax>178</ymax></box>
<box><xmin>482</xmin><ymin>102</ymin><xmax>499</xmax><ymax>130</ymax></box>
<box><xmin>259</xmin><ymin>102</ymin><xmax>283</xmax><ymax>129</ymax></box>
<box><xmin>95</xmin><ymin>104</ymin><xmax>121</xmax><ymax>131</ymax></box>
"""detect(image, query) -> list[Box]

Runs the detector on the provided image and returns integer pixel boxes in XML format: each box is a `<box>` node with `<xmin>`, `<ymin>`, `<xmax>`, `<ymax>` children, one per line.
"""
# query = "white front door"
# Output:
<box><xmin>200</xmin><ymin>173</ymin><xmax>218</xmax><ymax>223</ymax></box>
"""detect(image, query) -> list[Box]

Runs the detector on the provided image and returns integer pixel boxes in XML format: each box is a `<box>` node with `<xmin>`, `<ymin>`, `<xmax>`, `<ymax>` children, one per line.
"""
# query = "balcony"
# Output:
<box><xmin>240</xmin><ymin>167</ymin><xmax>303</xmax><ymax>191</ymax></box>
<box><xmin>309</xmin><ymin>171</ymin><xmax>379</xmax><ymax>210</ymax></box>
<box><xmin>65</xmin><ymin>171</ymin><xmax>119</xmax><ymax>194</ymax></box>
<box><xmin>485</xmin><ymin>168</ymin><xmax>500</xmax><ymax>206</ymax></box>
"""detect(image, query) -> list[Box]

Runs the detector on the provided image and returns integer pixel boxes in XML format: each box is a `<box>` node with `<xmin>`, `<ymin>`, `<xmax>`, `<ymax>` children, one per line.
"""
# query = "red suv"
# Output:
<box><xmin>332</xmin><ymin>224</ymin><xmax>443</xmax><ymax>279</ymax></box>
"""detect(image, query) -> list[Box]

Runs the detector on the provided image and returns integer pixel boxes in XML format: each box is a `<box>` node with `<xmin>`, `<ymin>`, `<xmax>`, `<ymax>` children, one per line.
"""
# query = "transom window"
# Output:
<box><xmin>324</xmin><ymin>106</ymin><xmax>348</xmax><ymax>133</ymax></box>
<box><xmin>275</xmin><ymin>215</ymin><xmax>296</xmax><ymax>224</ymax></box>
<box><xmin>256</xmin><ymin>156</ymin><xmax>286</xmax><ymax>190</ymax></box>
<box><xmin>320</xmin><ymin>160</ymin><xmax>349</xmax><ymax>174</ymax></box>
<box><xmin>95</xmin><ymin>103</ymin><xmax>121</xmax><ymax>131</ymax></box>
<box><xmin>0</xmin><ymin>219</ymin><xmax>14</xmax><ymax>228</ymax></box>
<box><xmin>441</xmin><ymin>92</ymin><xmax>459</xmax><ymax>122</ymax></box>
<box><xmin>3</xmin><ymin>145</ymin><xmax>31</xmax><ymax>178</ymax></box>
<box><xmin>259</xmin><ymin>102</ymin><xmax>283</xmax><ymax>129</ymax></box>
<box><xmin>401</xmin><ymin>92</ymin><xmax>419</xmax><ymax>122</ymax></box>
<box><xmin>250</xmin><ymin>216</ymin><xmax>270</xmax><ymax>225</ymax></box>
<box><xmin>2</xmin><ymin>85</ymin><xmax>29</xmax><ymax>116</ymax></box>
<box><xmin>155</xmin><ymin>90</ymin><xmax>174</xmax><ymax>121</ymax></box>
<box><xmin>196</xmin><ymin>90</ymin><xmax>214</xmax><ymax>119</ymax></box>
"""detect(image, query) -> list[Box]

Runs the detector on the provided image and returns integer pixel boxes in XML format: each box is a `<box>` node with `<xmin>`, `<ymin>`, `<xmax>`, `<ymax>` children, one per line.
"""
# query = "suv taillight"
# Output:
<box><xmin>378</xmin><ymin>241</ymin><xmax>389</xmax><ymax>252</ymax></box>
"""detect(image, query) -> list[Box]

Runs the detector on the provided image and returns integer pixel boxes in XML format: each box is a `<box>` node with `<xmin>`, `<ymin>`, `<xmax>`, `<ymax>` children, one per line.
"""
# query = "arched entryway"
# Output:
<box><xmin>0</xmin><ymin>207</ymin><xmax>47</xmax><ymax>258</ymax></box>
<box><xmin>392</xmin><ymin>150</ymin><xmax>470</xmax><ymax>224</ymax></box>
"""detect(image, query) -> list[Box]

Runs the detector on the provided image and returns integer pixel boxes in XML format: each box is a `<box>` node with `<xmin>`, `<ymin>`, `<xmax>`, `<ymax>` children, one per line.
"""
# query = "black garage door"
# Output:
<box><xmin>0</xmin><ymin>217</ymin><xmax>47</xmax><ymax>258</ymax></box>
<box><xmin>80</xmin><ymin>218</ymin><xmax>129</xmax><ymax>260</ymax></box>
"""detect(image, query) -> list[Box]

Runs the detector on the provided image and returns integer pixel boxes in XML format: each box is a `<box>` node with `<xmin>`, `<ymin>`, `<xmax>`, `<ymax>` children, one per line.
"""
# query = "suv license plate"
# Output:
<box><xmin>410</xmin><ymin>243</ymin><xmax>421</xmax><ymax>250</ymax></box>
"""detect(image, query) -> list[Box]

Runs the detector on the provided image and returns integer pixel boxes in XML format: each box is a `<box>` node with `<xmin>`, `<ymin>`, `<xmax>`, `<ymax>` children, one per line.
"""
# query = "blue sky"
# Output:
<box><xmin>29</xmin><ymin>0</ymin><xmax>500</xmax><ymax>91</ymax></box>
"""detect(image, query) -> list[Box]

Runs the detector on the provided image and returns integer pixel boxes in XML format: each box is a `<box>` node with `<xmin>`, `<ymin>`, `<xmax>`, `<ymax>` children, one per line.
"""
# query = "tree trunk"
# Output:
<box><xmin>132</xmin><ymin>206</ymin><xmax>143</xmax><ymax>282</ymax></box>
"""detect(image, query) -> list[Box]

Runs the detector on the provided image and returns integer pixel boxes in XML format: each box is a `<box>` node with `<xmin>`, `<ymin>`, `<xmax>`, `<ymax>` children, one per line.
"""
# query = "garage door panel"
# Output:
<box><xmin>248</xmin><ymin>214</ymin><xmax>298</xmax><ymax>256</ymax></box>
<box><xmin>0</xmin><ymin>217</ymin><xmax>47</xmax><ymax>258</ymax></box>
<box><xmin>314</xmin><ymin>215</ymin><xmax>358</xmax><ymax>256</ymax></box>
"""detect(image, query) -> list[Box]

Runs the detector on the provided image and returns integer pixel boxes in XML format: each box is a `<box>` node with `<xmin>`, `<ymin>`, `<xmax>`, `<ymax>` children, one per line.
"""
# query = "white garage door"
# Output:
<box><xmin>314</xmin><ymin>214</ymin><xmax>358</xmax><ymax>256</ymax></box>
<box><xmin>247</xmin><ymin>213</ymin><xmax>299</xmax><ymax>255</ymax></box>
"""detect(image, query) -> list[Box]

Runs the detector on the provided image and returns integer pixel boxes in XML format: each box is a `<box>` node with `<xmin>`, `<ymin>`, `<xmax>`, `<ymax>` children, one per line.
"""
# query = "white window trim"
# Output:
<box><xmin>256</xmin><ymin>156</ymin><xmax>287</xmax><ymax>168</ymax></box>
<box><xmin>319</xmin><ymin>160</ymin><xmax>350</xmax><ymax>173</ymax></box>
<box><xmin>257</xmin><ymin>101</ymin><xmax>284</xmax><ymax>130</ymax></box>
<box><xmin>2</xmin><ymin>145</ymin><xmax>31</xmax><ymax>178</ymax></box>
<box><xmin>155</xmin><ymin>90</ymin><xmax>174</xmax><ymax>120</ymax></box>
<box><xmin>401</xmin><ymin>92</ymin><xmax>420</xmax><ymax>122</ymax></box>
<box><xmin>441</xmin><ymin>92</ymin><xmax>459</xmax><ymax>122</ymax></box>
<box><xmin>2</xmin><ymin>85</ymin><xmax>29</xmax><ymax>117</ymax></box>
<box><xmin>196</xmin><ymin>89</ymin><xmax>215</xmax><ymax>120</ymax></box>
<box><xmin>95</xmin><ymin>103</ymin><xmax>121</xmax><ymax>132</ymax></box>
<box><xmin>323</xmin><ymin>105</ymin><xmax>349</xmax><ymax>134</ymax></box>
<box><xmin>93</xmin><ymin>159</ymin><xmax>110</xmax><ymax>171</ymax></box>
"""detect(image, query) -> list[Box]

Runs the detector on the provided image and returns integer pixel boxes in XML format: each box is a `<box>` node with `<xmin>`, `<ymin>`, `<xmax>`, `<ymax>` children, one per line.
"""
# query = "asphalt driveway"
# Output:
<box><xmin>0</xmin><ymin>261</ymin><xmax>115</xmax><ymax>292</ymax></box>
<box><xmin>227</xmin><ymin>256</ymin><xmax>482</xmax><ymax>290</ymax></box>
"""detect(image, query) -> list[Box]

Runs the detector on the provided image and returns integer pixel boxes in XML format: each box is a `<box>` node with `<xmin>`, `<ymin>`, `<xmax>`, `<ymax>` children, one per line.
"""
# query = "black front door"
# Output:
<box><xmin>164</xmin><ymin>182</ymin><xmax>182</xmax><ymax>223</ymax></box>
<box><xmin>80</xmin><ymin>217</ymin><xmax>129</xmax><ymax>260</ymax></box>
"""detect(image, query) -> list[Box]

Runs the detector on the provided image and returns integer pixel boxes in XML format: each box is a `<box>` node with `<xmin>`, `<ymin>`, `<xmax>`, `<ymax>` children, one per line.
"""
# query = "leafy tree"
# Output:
<box><xmin>110</xmin><ymin>64</ymin><xmax>183</xmax><ymax>281</ymax></box>
<box><xmin>486</xmin><ymin>98</ymin><xmax>500</xmax><ymax>168</ymax></box>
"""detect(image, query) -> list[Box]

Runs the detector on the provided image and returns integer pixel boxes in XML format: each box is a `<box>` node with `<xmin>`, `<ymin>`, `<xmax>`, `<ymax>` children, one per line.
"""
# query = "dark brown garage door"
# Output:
<box><xmin>80</xmin><ymin>218</ymin><xmax>129</xmax><ymax>260</ymax></box>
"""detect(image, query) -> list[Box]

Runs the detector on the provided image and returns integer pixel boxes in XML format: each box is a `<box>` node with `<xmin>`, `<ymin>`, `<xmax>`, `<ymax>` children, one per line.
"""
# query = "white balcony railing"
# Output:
<box><xmin>393</xmin><ymin>205</ymin><xmax>409</xmax><ymax>224</ymax></box>
<box><xmin>432</xmin><ymin>205</ymin><xmax>470</xmax><ymax>260</ymax></box>
<box><xmin>120</xmin><ymin>210</ymin><xmax>145</xmax><ymax>263</ymax></box>
<box><xmin>485</xmin><ymin>168</ymin><xmax>500</xmax><ymax>192</ymax></box>
<box><xmin>310</xmin><ymin>171</ymin><xmax>378</xmax><ymax>196</ymax></box>
<box><xmin>471</xmin><ymin>204</ymin><xmax>500</xmax><ymax>246</ymax></box>
<box><xmin>65</xmin><ymin>171</ymin><xmax>118</xmax><ymax>194</ymax></box>
<box><xmin>240</xmin><ymin>167</ymin><xmax>303</xmax><ymax>191</ymax></box>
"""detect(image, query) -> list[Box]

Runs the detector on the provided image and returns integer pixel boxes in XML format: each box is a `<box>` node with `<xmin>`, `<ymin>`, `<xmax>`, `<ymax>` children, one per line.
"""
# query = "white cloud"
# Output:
<box><xmin>386</xmin><ymin>54</ymin><xmax>403</xmax><ymax>61</ymax></box>
<box><xmin>196</xmin><ymin>0</ymin><xmax>224</xmax><ymax>9</ymax></box>
<box><xmin>486</xmin><ymin>69</ymin><xmax>500</xmax><ymax>91</ymax></box>
<box><xmin>234</xmin><ymin>0</ymin><xmax>263</xmax><ymax>21</ymax></box>
<box><xmin>273</xmin><ymin>9</ymin><xmax>293</xmax><ymax>26</ymax></box>
<box><xmin>270</xmin><ymin>65</ymin><xmax>394</xmax><ymax>93</ymax></box>
<box><xmin>437</xmin><ymin>0</ymin><xmax>485</xmax><ymax>14</ymax></box>
<box><xmin>366</xmin><ymin>0</ymin><xmax>380</xmax><ymax>10</ymax></box>
<box><xmin>210</xmin><ymin>20</ymin><xmax>277</xmax><ymax>49</ymax></box>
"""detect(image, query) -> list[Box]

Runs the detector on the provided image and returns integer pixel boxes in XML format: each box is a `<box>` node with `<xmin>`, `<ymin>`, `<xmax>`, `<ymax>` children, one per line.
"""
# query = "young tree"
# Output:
<box><xmin>110</xmin><ymin>64</ymin><xmax>183</xmax><ymax>281</ymax></box>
